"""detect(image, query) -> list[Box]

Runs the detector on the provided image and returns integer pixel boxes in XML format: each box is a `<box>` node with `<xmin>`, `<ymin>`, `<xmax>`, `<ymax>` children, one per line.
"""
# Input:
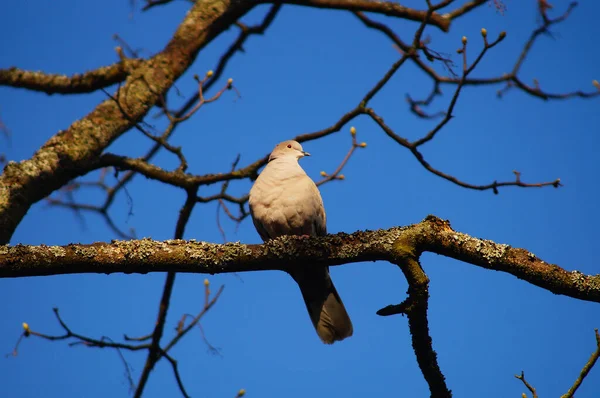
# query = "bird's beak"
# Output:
<box><xmin>302</xmin><ymin>151</ymin><xmax>311</xmax><ymax>157</ymax></box>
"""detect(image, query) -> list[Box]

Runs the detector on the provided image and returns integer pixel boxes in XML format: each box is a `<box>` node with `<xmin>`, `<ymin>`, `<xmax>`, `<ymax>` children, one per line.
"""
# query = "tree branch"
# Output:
<box><xmin>2</xmin><ymin>216</ymin><xmax>599</xmax><ymax>305</ymax></box>
<box><xmin>515</xmin><ymin>371</ymin><xmax>538</xmax><ymax>398</ymax></box>
<box><xmin>387</xmin><ymin>235</ymin><xmax>450</xmax><ymax>397</ymax></box>
<box><xmin>144</xmin><ymin>0</ymin><xmax>488</xmax><ymax>33</ymax></box>
<box><xmin>0</xmin><ymin>60</ymin><xmax>142</xmax><ymax>95</ymax></box>
<box><xmin>560</xmin><ymin>329</ymin><xmax>600</xmax><ymax>398</ymax></box>
<box><xmin>234</xmin><ymin>0</ymin><xmax>451</xmax><ymax>31</ymax></box>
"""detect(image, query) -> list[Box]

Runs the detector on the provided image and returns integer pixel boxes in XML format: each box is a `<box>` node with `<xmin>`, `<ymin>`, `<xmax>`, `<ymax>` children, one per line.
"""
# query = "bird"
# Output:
<box><xmin>248</xmin><ymin>140</ymin><xmax>353</xmax><ymax>344</ymax></box>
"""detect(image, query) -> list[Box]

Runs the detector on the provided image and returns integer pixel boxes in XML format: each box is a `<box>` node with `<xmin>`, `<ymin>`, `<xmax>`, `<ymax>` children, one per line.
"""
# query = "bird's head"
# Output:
<box><xmin>268</xmin><ymin>140</ymin><xmax>310</xmax><ymax>162</ymax></box>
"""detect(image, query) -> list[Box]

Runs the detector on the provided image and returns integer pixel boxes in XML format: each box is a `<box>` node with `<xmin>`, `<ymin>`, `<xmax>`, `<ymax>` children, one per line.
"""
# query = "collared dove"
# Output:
<box><xmin>249</xmin><ymin>140</ymin><xmax>353</xmax><ymax>344</ymax></box>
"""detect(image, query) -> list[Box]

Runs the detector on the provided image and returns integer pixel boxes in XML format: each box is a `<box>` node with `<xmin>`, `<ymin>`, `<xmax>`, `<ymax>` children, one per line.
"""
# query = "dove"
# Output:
<box><xmin>249</xmin><ymin>140</ymin><xmax>353</xmax><ymax>344</ymax></box>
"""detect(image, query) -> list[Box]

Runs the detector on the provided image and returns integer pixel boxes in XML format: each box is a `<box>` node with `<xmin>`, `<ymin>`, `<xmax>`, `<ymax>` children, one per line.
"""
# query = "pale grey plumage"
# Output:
<box><xmin>249</xmin><ymin>140</ymin><xmax>353</xmax><ymax>344</ymax></box>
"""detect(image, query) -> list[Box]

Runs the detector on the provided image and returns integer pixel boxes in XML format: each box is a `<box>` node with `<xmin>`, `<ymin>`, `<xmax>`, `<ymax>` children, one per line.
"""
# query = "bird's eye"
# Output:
<box><xmin>287</xmin><ymin>144</ymin><xmax>292</xmax><ymax>148</ymax></box>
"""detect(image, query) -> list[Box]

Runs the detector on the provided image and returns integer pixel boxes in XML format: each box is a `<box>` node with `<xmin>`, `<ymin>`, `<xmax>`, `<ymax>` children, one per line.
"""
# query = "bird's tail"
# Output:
<box><xmin>291</xmin><ymin>267</ymin><xmax>353</xmax><ymax>344</ymax></box>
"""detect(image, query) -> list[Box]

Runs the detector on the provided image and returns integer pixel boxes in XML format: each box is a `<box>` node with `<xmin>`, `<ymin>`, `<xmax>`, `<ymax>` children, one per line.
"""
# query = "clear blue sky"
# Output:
<box><xmin>1</xmin><ymin>1</ymin><xmax>599</xmax><ymax>397</ymax></box>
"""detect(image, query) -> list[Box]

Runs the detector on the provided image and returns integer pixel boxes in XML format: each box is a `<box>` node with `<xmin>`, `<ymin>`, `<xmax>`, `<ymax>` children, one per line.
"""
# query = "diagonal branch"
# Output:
<box><xmin>315</xmin><ymin>127</ymin><xmax>366</xmax><ymax>186</ymax></box>
<box><xmin>561</xmin><ymin>329</ymin><xmax>600</xmax><ymax>398</ymax></box>
<box><xmin>515</xmin><ymin>371</ymin><xmax>538</xmax><ymax>398</ymax></box>
<box><xmin>163</xmin><ymin>351</ymin><xmax>190</xmax><ymax>398</ymax></box>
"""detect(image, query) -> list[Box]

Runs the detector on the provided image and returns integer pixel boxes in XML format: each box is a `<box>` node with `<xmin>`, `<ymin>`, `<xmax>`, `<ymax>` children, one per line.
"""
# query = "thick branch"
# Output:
<box><xmin>2</xmin><ymin>216</ymin><xmax>599</xmax><ymax>305</ymax></box>
<box><xmin>0</xmin><ymin>0</ymin><xmax>253</xmax><ymax>244</ymax></box>
<box><xmin>389</xmin><ymin>236</ymin><xmax>450</xmax><ymax>397</ymax></box>
<box><xmin>0</xmin><ymin>60</ymin><xmax>142</xmax><ymax>95</ymax></box>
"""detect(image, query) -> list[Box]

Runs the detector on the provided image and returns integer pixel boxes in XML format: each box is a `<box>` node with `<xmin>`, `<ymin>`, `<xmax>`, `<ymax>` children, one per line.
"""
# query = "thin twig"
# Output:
<box><xmin>515</xmin><ymin>371</ymin><xmax>538</xmax><ymax>398</ymax></box>
<box><xmin>316</xmin><ymin>129</ymin><xmax>365</xmax><ymax>186</ymax></box>
<box><xmin>560</xmin><ymin>329</ymin><xmax>600</xmax><ymax>398</ymax></box>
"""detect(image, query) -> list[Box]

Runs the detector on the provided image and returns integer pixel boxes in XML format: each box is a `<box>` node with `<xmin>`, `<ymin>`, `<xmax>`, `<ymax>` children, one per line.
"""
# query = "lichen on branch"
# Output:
<box><xmin>2</xmin><ymin>216</ymin><xmax>598</xmax><ymax>305</ymax></box>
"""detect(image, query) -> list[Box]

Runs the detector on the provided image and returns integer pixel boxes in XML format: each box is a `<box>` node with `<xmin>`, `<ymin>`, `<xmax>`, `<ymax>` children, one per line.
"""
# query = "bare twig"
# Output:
<box><xmin>0</xmin><ymin>109</ymin><xmax>11</xmax><ymax>142</ymax></box>
<box><xmin>46</xmin><ymin>168</ymin><xmax>136</xmax><ymax>239</ymax></box>
<box><xmin>560</xmin><ymin>329</ymin><xmax>600</xmax><ymax>398</ymax></box>
<box><xmin>112</xmin><ymin>34</ymin><xmax>144</xmax><ymax>58</ymax></box>
<box><xmin>215</xmin><ymin>154</ymin><xmax>244</xmax><ymax>242</ymax></box>
<box><xmin>8</xmin><ymin>288</ymin><xmax>224</xmax><ymax>398</ymax></box>
<box><xmin>316</xmin><ymin>127</ymin><xmax>366</xmax><ymax>186</ymax></box>
<box><xmin>515</xmin><ymin>371</ymin><xmax>538</xmax><ymax>398</ymax></box>
<box><xmin>164</xmin><ymin>283</ymin><xmax>225</xmax><ymax>354</ymax></box>
<box><xmin>142</xmin><ymin>0</ymin><xmax>180</xmax><ymax>11</ymax></box>
<box><xmin>177</xmin><ymin>313</ymin><xmax>221</xmax><ymax>355</ymax></box>
<box><xmin>163</xmin><ymin>352</ymin><xmax>191</xmax><ymax>398</ymax></box>
<box><xmin>124</xmin><ymin>333</ymin><xmax>153</xmax><ymax>342</ymax></box>
<box><xmin>366</xmin><ymin>107</ymin><xmax>562</xmax><ymax>193</ymax></box>
<box><xmin>170</xmin><ymin>74</ymin><xmax>235</xmax><ymax>123</ymax></box>
<box><xmin>8</xmin><ymin>309</ymin><xmax>143</xmax><ymax>390</ymax></box>
<box><xmin>159</xmin><ymin>4</ymin><xmax>281</xmax><ymax>120</ymax></box>
<box><xmin>412</xmin><ymin>30</ymin><xmax>506</xmax><ymax>147</ymax></box>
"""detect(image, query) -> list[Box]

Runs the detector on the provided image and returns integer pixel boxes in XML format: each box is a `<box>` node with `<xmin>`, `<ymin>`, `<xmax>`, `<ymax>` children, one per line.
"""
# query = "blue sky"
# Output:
<box><xmin>1</xmin><ymin>1</ymin><xmax>600</xmax><ymax>397</ymax></box>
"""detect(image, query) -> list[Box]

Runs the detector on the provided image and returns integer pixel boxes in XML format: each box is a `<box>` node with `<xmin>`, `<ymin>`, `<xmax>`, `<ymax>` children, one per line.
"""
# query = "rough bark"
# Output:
<box><xmin>0</xmin><ymin>60</ymin><xmax>143</xmax><ymax>95</ymax></box>
<box><xmin>2</xmin><ymin>216</ymin><xmax>598</xmax><ymax>304</ymax></box>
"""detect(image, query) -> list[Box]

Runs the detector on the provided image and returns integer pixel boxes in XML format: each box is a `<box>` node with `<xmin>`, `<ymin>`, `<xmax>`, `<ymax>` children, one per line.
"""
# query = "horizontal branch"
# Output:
<box><xmin>98</xmin><ymin>153</ymin><xmax>258</xmax><ymax>188</ymax></box>
<box><xmin>140</xmin><ymin>0</ymin><xmax>455</xmax><ymax>31</ymax></box>
<box><xmin>0</xmin><ymin>60</ymin><xmax>142</xmax><ymax>95</ymax></box>
<box><xmin>2</xmin><ymin>216</ymin><xmax>599</xmax><ymax>305</ymax></box>
<box><xmin>267</xmin><ymin>0</ymin><xmax>450</xmax><ymax>31</ymax></box>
